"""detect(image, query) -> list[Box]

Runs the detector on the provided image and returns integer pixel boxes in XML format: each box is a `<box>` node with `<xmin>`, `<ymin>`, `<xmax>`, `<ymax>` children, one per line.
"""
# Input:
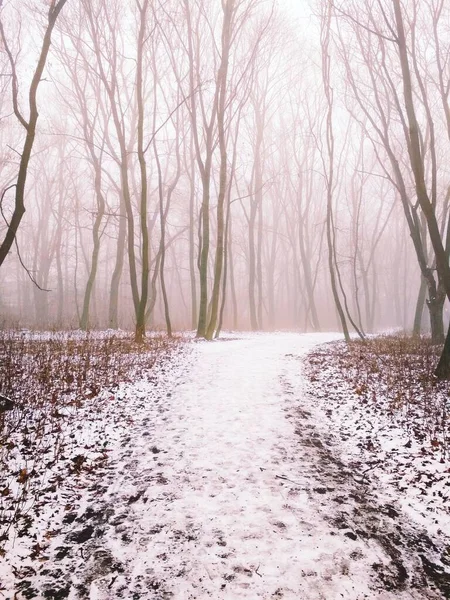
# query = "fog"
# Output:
<box><xmin>0</xmin><ymin>0</ymin><xmax>448</xmax><ymax>341</ymax></box>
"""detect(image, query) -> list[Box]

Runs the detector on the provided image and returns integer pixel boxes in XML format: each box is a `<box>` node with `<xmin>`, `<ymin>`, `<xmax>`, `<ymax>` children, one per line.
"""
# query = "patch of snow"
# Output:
<box><xmin>1</xmin><ymin>333</ymin><xmax>448</xmax><ymax>599</ymax></box>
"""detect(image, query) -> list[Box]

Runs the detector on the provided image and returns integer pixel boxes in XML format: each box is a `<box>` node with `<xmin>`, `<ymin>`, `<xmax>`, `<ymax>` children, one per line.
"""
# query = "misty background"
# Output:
<box><xmin>0</xmin><ymin>0</ymin><xmax>447</xmax><ymax>339</ymax></box>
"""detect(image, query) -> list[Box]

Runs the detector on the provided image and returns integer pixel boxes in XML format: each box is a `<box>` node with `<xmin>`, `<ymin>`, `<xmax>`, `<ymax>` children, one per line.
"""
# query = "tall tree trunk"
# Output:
<box><xmin>248</xmin><ymin>201</ymin><xmax>258</xmax><ymax>330</ymax></box>
<box><xmin>436</xmin><ymin>324</ymin><xmax>450</xmax><ymax>378</ymax></box>
<box><xmin>392</xmin><ymin>0</ymin><xmax>450</xmax><ymax>376</ymax></box>
<box><xmin>80</xmin><ymin>160</ymin><xmax>106</xmax><ymax>331</ymax></box>
<box><xmin>135</xmin><ymin>0</ymin><xmax>150</xmax><ymax>343</ymax></box>
<box><xmin>216</xmin><ymin>185</ymin><xmax>233</xmax><ymax>338</ymax></box>
<box><xmin>228</xmin><ymin>214</ymin><xmax>238</xmax><ymax>330</ymax></box>
<box><xmin>196</xmin><ymin>169</ymin><xmax>212</xmax><ymax>337</ymax></box>
<box><xmin>413</xmin><ymin>276</ymin><xmax>427</xmax><ymax>337</ymax></box>
<box><xmin>206</xmin><ymin>0</ymin><xmax>233</xmax><ymax>340</ymax></box>
<box><xmin>0</xmin><ymin>0</ymin><xmax>69</xmax><ymax>267</ymax></box>
<box><xmin>321</xmin><ymin>1</ymin><xmax>350</xmax><ymax>341</ymax></box>
<box><xmin>257</xmin><ymin>192</ymin><xmax>264</xmax><ymax>329</ymax></box>
<box><xmin>188</xmin><ymin>139</ymin><xmax>198</xmax><ymax>330</ymax></box>
<box><xmin>109</xmin><ymin>196</ymin><xmax>126</xmax><ymax>329</ymax></box>
<box><xmin>427</xmin><ymin>288</ymin><xmax>445</xmax><ymax>344</ymax></box>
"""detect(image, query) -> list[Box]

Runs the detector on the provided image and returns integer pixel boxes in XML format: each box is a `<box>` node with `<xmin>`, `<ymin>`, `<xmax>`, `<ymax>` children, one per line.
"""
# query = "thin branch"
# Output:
<box><xmin>230</xmin><ymin>181</ymin><xmax>271</xmax><ymax>204</ymax></box>
<box><xmin>14</xmin><ymin>238</ymin><xmax>51</xmax><ymax>292</ymax></box>
<box><xmin>0</xmin><ymin>184</ymin><xmax>16</xmax><ymax>211</ymax></box>
<box><xmin>0</xmin><ymin>15</ymin><xmax>29</xmax><ymax>130</ymax></box>
<box><xmin>143</xmin><ymin>85</ymin><xmax>201</xmax><ymax>154</ymax></box>
<box><xmin>333</xmin><ymin>3</ymin><xmax>398</xmax><ymax>43</ymax></box>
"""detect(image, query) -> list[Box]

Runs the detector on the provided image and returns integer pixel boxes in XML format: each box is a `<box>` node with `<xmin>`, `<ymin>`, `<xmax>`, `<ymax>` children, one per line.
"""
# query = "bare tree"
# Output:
<box><xmin>0</xmin><ymin>0</ymin><xmax>69</xmax><ymax>268</ymax></box>
<box><xmin>320</xmin><ymin>0</ymin><xmax>350</xmax><ymax>341</ymax></box>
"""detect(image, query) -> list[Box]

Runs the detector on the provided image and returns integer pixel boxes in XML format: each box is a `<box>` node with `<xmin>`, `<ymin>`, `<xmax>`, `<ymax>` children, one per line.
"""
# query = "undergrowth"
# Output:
<box><xmin>0</xmin><ymin>330</ymin><xmax>177</xmax><ymax>555</ymax></box>
<box><xmin>308</xmin><ymin>334</ymin><xmax>449</xmax><ymax>461</ymax></box>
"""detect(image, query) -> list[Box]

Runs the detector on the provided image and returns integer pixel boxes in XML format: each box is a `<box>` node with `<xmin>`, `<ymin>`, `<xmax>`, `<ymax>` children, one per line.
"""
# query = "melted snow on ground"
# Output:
<box><xmin>1</xmin><ymin>333</ymin><xmax>449</xmax><ymax>599</ymax></box>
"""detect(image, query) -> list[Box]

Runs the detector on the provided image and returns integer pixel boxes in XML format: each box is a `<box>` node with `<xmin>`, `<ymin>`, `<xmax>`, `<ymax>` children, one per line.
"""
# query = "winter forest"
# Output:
<box><xmin>1</xmin><ymin>0</ymin><xmax>450</xmax><ymax>598</ymax></box>
<box><xmin>1</xmin><ymin>0</ymin><xmax>449</xmax><ymax>347</ymax></box>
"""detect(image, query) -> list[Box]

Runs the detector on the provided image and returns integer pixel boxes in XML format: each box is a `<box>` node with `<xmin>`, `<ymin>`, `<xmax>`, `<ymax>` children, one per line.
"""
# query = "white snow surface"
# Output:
<box><xmin>1</xmin><ymin>332</ymin><xmax>448</xmax><ymax>599</ymax></box>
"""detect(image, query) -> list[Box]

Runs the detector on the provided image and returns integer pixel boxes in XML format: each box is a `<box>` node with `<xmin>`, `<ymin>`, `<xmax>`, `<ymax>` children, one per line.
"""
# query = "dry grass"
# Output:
<box><xmin>308</xmin><ymin>334</ymin><xmax>449</xmax><ymax>459</ymax></box>
<box><xmin>0</xmin><ymin>330</ymin><xmax>179</xmax><ymax>552</ymax></box>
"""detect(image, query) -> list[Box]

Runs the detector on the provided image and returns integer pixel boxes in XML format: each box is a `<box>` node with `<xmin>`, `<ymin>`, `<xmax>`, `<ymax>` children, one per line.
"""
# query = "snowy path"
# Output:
<box><xmin>6</xmin><ymin>333</ymin><xmax>448</xmax><ymax>599</ymax></box>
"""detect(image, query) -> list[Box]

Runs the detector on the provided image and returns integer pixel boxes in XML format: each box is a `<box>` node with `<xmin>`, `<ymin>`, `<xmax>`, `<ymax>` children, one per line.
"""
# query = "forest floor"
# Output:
<box><xmin>1</xmin><ymin>332</ymin><xmax>450</xmax><ymax>599</ymax></box>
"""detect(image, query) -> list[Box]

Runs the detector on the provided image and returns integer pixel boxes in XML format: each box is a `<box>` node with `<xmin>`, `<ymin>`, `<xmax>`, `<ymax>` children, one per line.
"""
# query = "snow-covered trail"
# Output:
<box><xmin>113</xmin><ymin>332</ymin><xmax>360</xmax><ymax>598</ymax></box>
<box><xmin>9</xmin><ymin>333</ymin><xmax>447</xmax><ymax>599</ymax></box>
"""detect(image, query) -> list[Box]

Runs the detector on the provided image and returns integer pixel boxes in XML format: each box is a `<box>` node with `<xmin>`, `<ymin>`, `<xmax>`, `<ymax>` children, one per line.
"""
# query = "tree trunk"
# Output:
<box><xmin>188</xmin><ymin>141</ymin><xmax>197</xmax><ymax>330</ymax></box>
<box><xmin>80</xmin><ymin>165</ymin><xmax>105</xmax><ymax>331</ymax></box>
<box><xmin>196</xmin><ymin>174</ymin><xmax>212</xmax><ymax>337</ymax></box>
<box><xmin>435</xmin><ymin>322</ymin><xmax>450</xmax><ymax>378</ymax></box>
<box><xmin>427</xmin><ymin>291</ymin><xmax>445</xmax><ymax>344</ymax></box>
<box><xmin>413</xmin><ymin>276</ymin><xmax>427</xmax><ymax>337</ymax></box>
<box><xmin>248</xmin><ymin>203</ymin><xmax>258</xmax><ymax>330</ymax></box>
<box><xmin>205</xmin><ymin>0</ymin><xmax>232</xmax><ymax>340</ymax></box>
<box><xmin>135</xmin><ymin>0</ymin><xmax>150</xmax><ymax>343</ymax></box>
<box><xmin>392</xmin><ymin>0</ymin><xmax>450</xmax><ymax>376</ymax></box>
<box><xmin>0</xmin><ymin>0</ymin><xmax>69</xmax><ymax>267</ymax></box>
<box><xmin>109</xmin><ymin>198</ymin><xmax>126</xmax><ymax>329</ymax></box>
<box><xmin>321</xmin><ymin>1</ymin><xmax>350</xmax><ymax>342</ymax></box>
